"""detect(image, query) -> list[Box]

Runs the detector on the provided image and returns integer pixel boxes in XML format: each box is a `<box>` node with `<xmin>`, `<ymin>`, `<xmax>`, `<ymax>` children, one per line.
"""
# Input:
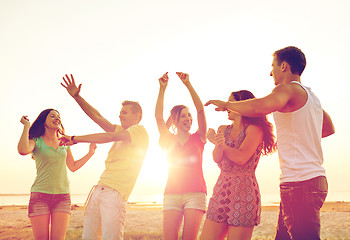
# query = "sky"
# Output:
<box><xmin>1</xmin><ymin>0</ymin><xmax>349</xmax><ymax>204</ymax></box>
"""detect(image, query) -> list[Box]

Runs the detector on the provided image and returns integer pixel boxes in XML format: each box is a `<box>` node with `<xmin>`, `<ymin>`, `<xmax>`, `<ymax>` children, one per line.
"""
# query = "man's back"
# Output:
<box><xmin>273</xmin><ymin>81</ymin><xmax>325</xmax><ymax>183</ymax></box>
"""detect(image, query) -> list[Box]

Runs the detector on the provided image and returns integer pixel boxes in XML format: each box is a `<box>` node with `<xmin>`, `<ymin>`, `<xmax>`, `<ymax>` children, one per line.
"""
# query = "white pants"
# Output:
<box><xmin>82</xmin><ymin>185</ymin><xmax>126</xmax><ymax>240</ymax></box>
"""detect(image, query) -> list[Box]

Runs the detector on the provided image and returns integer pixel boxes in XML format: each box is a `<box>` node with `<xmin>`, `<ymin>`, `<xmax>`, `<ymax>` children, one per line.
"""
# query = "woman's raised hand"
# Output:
<box><xmin>214</xmin><ymin>131</ymin><xmax>225</xmax><ymax>146</ymax></box>
<box><xmin>61</xmin><ymin>74</ymin><xmax>82</xmax><ymax>98</ymax></box>
<box><xmin>158</xmin><ymin>72</ymin><xmax>169</xmax><ymax>87</ymax></box>
<box><xmin>206</xmin><ymin>128</ymin><xmax>216</xmax><ymax>144</ymax></box>
<box><xmin>207</xmin><ymin>128</ymin><xmax>225</xmax><ymax>146</ymax></box>
<box><xmin>89</xmin><ymin>143</ymin><xmax>97</xmax><ymax>155</ymax></box>
<box><xmin>20</xmin><ymin>116</ymin><xmax>30</xmax><ymax>126</ymax></box>
<box><xmin>176</xmin><ymin>72</ymin><xmax>189</xmax><ymax>85</ymax></box>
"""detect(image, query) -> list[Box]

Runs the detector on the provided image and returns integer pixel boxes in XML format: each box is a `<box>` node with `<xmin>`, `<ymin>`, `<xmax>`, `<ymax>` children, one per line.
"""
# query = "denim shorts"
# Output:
<box><xmin>28</xmin><ymin>192</ymin><xmax>71</xmax><ymax>217</ymax></box>
<box><xmin>163</xmin><ymin>192</ymin><xmax>207</xmax><ymax>212</ymax></box>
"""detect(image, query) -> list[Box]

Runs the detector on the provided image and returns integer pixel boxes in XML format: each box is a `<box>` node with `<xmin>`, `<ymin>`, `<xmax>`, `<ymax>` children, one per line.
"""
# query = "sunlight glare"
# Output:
<box><xmin>139</xmin><ymin>145</ymin><xmax>169</xmax><ymax>184</ymax></box>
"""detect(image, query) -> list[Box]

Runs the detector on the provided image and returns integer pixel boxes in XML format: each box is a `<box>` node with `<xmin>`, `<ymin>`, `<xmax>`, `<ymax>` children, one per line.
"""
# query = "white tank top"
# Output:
<box><xmin>273</xmin><ymin>81</ymin><xmax>325</xmax><ymax>183</ymax></box>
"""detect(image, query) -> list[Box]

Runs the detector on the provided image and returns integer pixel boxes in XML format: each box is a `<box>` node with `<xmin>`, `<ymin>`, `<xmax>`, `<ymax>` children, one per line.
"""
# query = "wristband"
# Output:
<box><xmin>71</xmin><ymin>136</ymin><xmax>76</xmax><ymax>144</ymax></box>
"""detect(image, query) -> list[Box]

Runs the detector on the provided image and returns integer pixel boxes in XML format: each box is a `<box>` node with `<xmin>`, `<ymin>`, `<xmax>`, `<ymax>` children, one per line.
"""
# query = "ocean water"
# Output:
<box><xmin>1</xmin><ymin>191</ymin><xmax>349</xmax><ymax>206</ymax></box>
<box><xmin>0</xmin><ymin>193</ymin><xmax>163</xmax><ymax>206</ymax></box>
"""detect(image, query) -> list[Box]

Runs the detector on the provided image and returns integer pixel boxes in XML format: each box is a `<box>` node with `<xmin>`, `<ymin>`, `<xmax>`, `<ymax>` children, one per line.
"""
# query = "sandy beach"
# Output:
<box><xmin>0</xmin><ymin>202</ymin><xmax>349</xmax><ymax>239</ymax></box>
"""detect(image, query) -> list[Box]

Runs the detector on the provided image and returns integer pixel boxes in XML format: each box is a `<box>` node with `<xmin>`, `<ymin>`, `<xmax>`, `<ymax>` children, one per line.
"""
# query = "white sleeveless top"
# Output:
<box><xmin>273</xmin><ymin>81</ymin><xmax>325</xmax><ymax>183</ymax></box>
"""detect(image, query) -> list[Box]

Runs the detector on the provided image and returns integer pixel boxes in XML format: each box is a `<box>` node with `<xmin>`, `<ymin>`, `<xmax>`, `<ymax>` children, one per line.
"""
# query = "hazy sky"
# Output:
<box><xmin>1</xmin><ymin>0</ymin><xmax>349</xmax><ymax>203</ymax></box>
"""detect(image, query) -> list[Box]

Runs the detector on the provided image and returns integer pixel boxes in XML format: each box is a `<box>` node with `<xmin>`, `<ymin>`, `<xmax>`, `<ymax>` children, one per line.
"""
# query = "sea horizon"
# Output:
<box><xmin>1</xmin><ymin>191</ymin><xmax>350</xmax><ymax>207</ymax></box>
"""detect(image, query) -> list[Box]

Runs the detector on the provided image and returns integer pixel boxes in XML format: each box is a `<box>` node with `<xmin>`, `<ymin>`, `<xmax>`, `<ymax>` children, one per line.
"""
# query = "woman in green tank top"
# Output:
<box><xmin>18</xmin><ymin>108</ymin><xmax>96</xmax><ymax>240</ymax></box>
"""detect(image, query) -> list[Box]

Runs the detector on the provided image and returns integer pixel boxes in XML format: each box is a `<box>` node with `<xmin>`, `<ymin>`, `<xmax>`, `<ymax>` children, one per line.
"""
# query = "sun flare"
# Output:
<box><xmin>139</xmin><ymin>145</ymin><xmax>169</xmax><ymax>184</ymax></box>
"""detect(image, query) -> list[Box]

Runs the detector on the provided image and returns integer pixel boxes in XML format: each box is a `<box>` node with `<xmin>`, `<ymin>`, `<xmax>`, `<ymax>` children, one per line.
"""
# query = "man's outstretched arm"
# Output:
<box><xmin>61</xmin><ymin>74</ymin><xmax>115</xmax><ymax>132</ymax></box>
<box><xmin>60</xmin><ymin>131</ymin><xmax>131</xmax><ymax>146</ymax></box>
<box><xmin>205</xmin><ymin>84</ymin><xmax>292</xmax><ymax>117</ymax></box>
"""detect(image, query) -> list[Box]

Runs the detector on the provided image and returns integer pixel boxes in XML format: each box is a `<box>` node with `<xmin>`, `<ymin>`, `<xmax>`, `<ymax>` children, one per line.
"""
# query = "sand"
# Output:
<box><xmin>0</xmin><ymin>202</ymin><xmax>349</xmax><ymax>239</ymax></box>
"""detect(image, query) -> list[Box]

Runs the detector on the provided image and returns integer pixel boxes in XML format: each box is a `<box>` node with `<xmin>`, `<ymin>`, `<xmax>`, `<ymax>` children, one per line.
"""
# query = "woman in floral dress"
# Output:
<box><xmin>201</xmin><ymin>90</ymin><xmax>276</xmax><ymax>240</ymax></box>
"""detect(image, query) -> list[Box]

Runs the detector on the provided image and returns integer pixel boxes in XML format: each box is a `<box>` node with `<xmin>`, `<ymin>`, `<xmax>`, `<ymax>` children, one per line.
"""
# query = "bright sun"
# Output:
<box><xmin>138</xmin><ymin>145</ymin><xmax>169</xmax><ymax>186</ymax></box>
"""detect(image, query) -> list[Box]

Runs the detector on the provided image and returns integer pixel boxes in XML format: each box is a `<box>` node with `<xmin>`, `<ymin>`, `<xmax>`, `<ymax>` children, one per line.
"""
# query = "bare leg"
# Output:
<box><xmin>200</xmin><ymin>218</ymin><xmax>228</xmax><ymax>240</ymax></box>
<box><xmin>50</xmin><ymin>212</ymin><xmax>70</xmax><ymax>240</ymax></box>
<box><xmin>30</xmin><ymin>214</ymin><xmax>50</xmax><ymax>240</ymax></box>
<box><xmin>227</xmin><ymin>225</ymin><xmax>254</xmax><ymax>240</ymax></box>
<box><xmin>163</xmin><ymin>210</ymin><xmax>183</xmax><ymax>240</ymax></box>
<box><xmin>182</xmin><ymin>208</ymin><xmax>204</xmax><ymax>240</ymax></box>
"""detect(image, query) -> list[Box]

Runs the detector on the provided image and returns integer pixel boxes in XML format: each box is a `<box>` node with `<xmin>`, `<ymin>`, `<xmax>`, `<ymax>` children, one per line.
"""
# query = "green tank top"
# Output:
<box><xmin>31</xmin><ymin>137</ymin><xmax>70</xmax><ymax>194</ymax></box>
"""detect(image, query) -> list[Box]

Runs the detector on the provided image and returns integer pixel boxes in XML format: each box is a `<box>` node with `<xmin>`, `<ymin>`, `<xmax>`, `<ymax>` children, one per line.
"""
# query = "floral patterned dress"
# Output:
<box><xmin>206</xmin><ymin>125</ymin><xmax>263</xmax><ymax>227</ymax></box>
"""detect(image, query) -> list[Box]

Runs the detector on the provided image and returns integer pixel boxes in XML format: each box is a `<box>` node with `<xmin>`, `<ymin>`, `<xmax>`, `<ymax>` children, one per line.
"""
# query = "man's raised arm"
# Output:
<box><xmin>61</xmin><ymin>74</ymin><xmax>115</xmax><ymax>132</ymax></box>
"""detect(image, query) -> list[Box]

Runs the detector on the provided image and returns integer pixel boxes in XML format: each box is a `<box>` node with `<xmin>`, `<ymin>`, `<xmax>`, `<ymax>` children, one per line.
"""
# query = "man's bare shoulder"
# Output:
<box><xmin>273</xmin><ymin>82</ymin><xmax>297</xmax><ymax>92</ymax></box>
<box><xmin>273</xmin><ymin>82</ymin><xmax>307</xmax><ymax>112</ymax></box>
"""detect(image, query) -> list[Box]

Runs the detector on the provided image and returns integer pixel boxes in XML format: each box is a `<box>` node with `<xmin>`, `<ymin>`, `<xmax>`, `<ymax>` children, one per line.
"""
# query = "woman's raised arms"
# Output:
<box><xmin>176</xmin><ymin>72</ymin><xmax>207</xmax><ymax>141</ymax></box>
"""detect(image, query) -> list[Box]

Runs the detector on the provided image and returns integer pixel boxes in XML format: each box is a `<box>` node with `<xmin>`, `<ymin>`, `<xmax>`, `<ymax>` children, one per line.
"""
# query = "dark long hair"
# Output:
<box><xmin>231</xmin><ymin>90</ymin><xmax>276</xmax><ymax>155</ymax></box>
<box><xmin>29</xmin><ymin>109</ymin><xmax>64</xmax><ymax>140</ymax></box>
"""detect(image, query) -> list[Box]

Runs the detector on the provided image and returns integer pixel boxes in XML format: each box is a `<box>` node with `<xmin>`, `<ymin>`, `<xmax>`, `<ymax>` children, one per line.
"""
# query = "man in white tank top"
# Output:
<box><xmin>205</xmin><ymin>46</ymin><xmax>335</xmax><ymax>239</ymax></box>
